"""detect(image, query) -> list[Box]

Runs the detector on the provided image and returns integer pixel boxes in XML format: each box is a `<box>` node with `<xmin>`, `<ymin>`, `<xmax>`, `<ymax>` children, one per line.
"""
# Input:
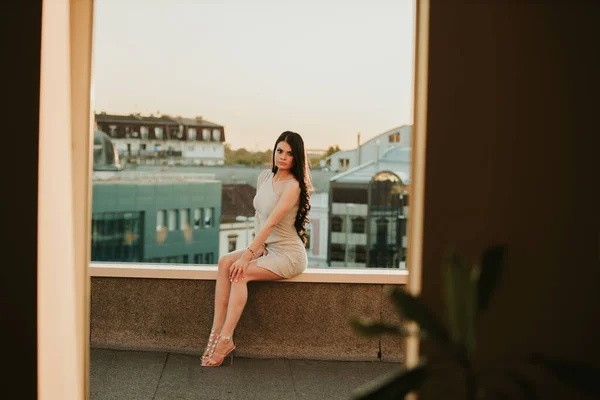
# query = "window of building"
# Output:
<box><xmin>179</xmin><ymin>208</ymin><xmax>189</xmax><ymax>230</ymax></box>
<box><xmin>331</xmin><ymin>243</ymin><xmax>345</xmax><ymax>262</ymax></box>
<box><xmin>389</xmin><ymin>132</ymin><xmax>400</xmax><ymax>143</ymax></box>
<box><xmin>355</xmin><ymin>245</ymin><xmax>367</xmax><ymax>263</ymax></box>
<box><xmin>168</xmin><ymin>209</ymin><xmax>177</xmax><ymax>231</ymax></box>
<box><xmin>205</xmin><ymin>252</ymin><xmax>214</xmax><ymax>264</ymax></box>
<box><xmin>213</xmin><ymin>129</ymin><xmax>221</xmax><ymax>141</ymax></box>
<box><xmin>155</xmin><ymin>127</ymin><xmax>163</xmax><ymax>140</ymax></box>
<box><xmin>194</xmin><ymin>253</ymin><xmax>203</xmax><ymax>264</ymax></box>
<box><xmin>331</xmin><ymin>216</ymin><xmax>343</xmax><ymax>232</ymax></box>
<box><xmin>140</xmin><ymin>126</ymin><xmax>149</xmax><ymax>140</ymax></box>
<box><xmin>188</xmin><ymin>128</ymin><xmax>197</xmax><ymax>141</ymax></box>
<box><xmin>376</xmin><ymin>217</ymin><xmax>389</xmax><ymax>244</ymax></box>
<box><xmin>368</xmin><ymin>171</ymin><xmax>403</xmax><ymax>268</ymax></box>
<box><xmin>91</xmin><ymin>211</ymin><xmax>144</xmax><ymax>262</ymax></box>
<box><xmin>400</xmin><ymin>193</ymin><xmax>409</xmax><ymax>216</ymax></box>
<box><xmin>169</xmin><ymin>126</ymin><xmax>180</xmax><ymax>139</ymax></box>
<box><xmin>202</xmin><ymin>128</ymin><xmax>210</xmax><ymax>141</ymax></box>
<box><xmin>193</xmin><ymin>208</ymin><xmax>201</xmax><ymax>229</ymax></box>
<box><xmin>204</xmin><ymin>207</ymin><xmax>214</xmax><ymax>228</ymax></box>
<box><xmin>156</xmin><ymin>210</ymin><xmax>166</xmax><ymax>231</ymax></box>
<box><xmin>109</xmin><ymin>125</ymin><xmax>117</xmax><ymax>136</ymax></box>
<box><xmin>351</xmin><ymin>217</ymin><xmax>366</xmax><ymax>233</ymax></box>
<box><xmin>228</xmin><ymin>234</ymin><xmax>238</xmax><ymax>253</ymax></box>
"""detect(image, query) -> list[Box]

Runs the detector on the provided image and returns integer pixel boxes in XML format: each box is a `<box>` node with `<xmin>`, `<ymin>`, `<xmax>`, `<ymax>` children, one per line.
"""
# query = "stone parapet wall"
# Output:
<box><xmin>91</xmin><ymin>277</ymin><xmax>404</xmax><ymax>362</ymax></box>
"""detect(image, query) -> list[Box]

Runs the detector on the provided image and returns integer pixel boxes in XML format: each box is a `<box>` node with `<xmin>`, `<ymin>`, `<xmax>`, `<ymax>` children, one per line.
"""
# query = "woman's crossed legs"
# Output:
<box><xmin>202</xmin><ymin>249</ymin><xmax>281</xmax><ymax>366</ymax></box>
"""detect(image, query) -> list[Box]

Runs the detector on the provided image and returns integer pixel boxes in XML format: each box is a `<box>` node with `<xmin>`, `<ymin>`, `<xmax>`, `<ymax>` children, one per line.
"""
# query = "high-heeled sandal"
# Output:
<box><xmin>201</xmin><ymin>335</ymin><xmax>235</xmax><ymax>367</ymax></box>
<box><xmin>201</xmin><ymin>328</ymin><xmax>219</xmax><ymax>362</ymax></box>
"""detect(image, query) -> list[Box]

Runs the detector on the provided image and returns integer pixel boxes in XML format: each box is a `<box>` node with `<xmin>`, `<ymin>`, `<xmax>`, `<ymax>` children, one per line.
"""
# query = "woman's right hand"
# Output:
<box><xmin>253</xmin><ymin>244</ymin><xmax>268</xmax><ymax>259</ymax></box>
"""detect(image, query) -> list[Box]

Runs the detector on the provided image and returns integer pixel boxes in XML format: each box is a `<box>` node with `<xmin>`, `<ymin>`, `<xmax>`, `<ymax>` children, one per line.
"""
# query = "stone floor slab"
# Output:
<box><xmin>289</xmin><ymin>359</ymin><xmax>400</xmax><ymax>400</ymax></box>
<box><xmin>153</xmin><ymin>354</ymin><xmax>296</xmax><ymax>400</ymax></box>
<box><xmin>91</xmin><ymin>349</ymin><xmax>402</xmax><ymax>400</ymax></box>
<box><xmin>90</xmin><ymin>348</ymin><xmax>167</xmax><ymax>400</ymax></box>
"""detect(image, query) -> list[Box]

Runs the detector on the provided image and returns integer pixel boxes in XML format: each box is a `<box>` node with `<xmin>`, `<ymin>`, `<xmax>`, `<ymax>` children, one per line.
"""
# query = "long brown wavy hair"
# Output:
<box><xmin>271</xmin><ymin>131</ymin><xmax>313</xmax><ymax>245</ymax></box>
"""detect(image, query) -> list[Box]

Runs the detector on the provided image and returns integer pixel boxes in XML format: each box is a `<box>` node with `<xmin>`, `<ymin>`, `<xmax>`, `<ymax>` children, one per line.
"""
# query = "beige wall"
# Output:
<box><xmin>416</xmin><ymin>2</ymin><xmax>599</xmax><ymax>399</ymax></box>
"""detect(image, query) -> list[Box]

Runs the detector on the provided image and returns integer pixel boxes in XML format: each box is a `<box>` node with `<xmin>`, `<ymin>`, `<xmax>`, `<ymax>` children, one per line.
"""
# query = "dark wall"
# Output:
<box><xmin>0</xmin><ymin>2</ymin><xmax>42</xmax><ymax>399</ymax></box>
<box><xmin>419</xmin><ymin>2</ymin><xmax>599</xmax><ymax>399</ymax></box>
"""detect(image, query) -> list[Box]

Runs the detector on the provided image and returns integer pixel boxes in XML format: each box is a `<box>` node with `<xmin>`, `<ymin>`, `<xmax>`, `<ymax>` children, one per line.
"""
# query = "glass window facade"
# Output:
<box><xmin>91</xmin><ymin>211</ymin><xmax>144</xmax><ymax>262</ymax></box>
<box><xmin>367</xmin><ymin>173</ymin><xmax>404</xmax><ymax>268</ymax></box>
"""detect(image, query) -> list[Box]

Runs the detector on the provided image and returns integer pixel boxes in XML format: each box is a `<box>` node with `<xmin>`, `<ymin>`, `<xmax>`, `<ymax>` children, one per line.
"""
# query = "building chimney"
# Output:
<box><xmin>357</xmin><ymin>132</ymin><xmax>361</xmax><ymax>166</ymax></box>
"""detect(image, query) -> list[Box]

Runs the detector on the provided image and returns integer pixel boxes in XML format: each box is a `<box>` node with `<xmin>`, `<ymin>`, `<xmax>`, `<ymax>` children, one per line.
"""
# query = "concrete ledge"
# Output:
<box><xmin>90</xmin><ymin>268</ymin><xmax>406</xmax><ymax>361</ymax></box>
<box><xmin>90</xmin><ymin>262</ymin><xmax>409</xmax><ymax>285</ymax></box>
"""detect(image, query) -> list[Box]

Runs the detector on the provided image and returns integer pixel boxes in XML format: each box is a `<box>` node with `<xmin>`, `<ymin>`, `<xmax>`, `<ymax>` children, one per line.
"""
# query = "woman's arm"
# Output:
<box><xmin>247</xmin><ymin>179</ymin><xmax>299</xmax><ymax>257</ymax></box>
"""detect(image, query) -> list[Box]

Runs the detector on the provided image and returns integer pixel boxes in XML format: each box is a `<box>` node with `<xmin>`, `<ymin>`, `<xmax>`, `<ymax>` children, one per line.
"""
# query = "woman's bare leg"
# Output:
<box><xmin>203</xmin><ymin>262</ymin><xmax>281</xmax><ymax>366</ymax></box>
<box><xmin>211</xmin><ymin>249</ymin><xmax>246</xmax><ymax>331</ymax></box>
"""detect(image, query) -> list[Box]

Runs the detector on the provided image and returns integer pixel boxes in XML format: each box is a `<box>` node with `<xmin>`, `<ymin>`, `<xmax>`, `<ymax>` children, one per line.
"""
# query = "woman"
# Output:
<box><xmin>201</xmin><ymin>131</ymin><xmax>313</xmax><ymax>367</ymax></box>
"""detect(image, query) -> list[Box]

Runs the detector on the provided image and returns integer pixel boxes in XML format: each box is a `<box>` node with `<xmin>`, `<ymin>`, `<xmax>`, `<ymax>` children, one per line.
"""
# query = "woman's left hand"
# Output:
<box><xmin>229</xmin><ymin>257</ymin><xmax>250</xmax><ymax>283</ymax></box>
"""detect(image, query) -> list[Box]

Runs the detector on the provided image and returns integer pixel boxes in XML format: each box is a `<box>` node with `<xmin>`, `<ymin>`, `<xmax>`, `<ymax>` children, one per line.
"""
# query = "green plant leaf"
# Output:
<box><xmin>477</xmin><ymin>245</ymin><xmax>506</xmax><ymax>315</ymax></box>
<box><xmin>443</xmin><ymin>250</ymin><xmax>478</xmax><ymax>356</ymax></box>
<box><xmin>385</xmin><ymin>286</ymin><xmax>450</xmax><ymax>344</ymax></box>
<box><xmin>528</xmin><ymin>353</ymin><xmax>600</xmax><ymax>398</ymax></box>
<box><xmin>349</xmin><ymin>317</ymin><xmax>408</xmax><ymax>337</ymax></box>
<box><xmin>351</xmin><ymin>362</ymin><xmax>429</xmax><ymax>400</ymax></box>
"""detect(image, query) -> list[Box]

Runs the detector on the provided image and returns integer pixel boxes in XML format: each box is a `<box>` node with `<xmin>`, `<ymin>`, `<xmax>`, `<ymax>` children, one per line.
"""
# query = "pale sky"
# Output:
<box><xmin>93</xmin><ymin>0</ymin><xmax>415</xmax><ymax>151</ymax></box>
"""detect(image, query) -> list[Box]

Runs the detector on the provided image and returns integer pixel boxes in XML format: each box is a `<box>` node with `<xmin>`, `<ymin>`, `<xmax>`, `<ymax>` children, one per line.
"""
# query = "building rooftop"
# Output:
<box><xmin>92</xmin><ymin>170</ymin><xmax>218</xmax><ymax>184</ymax></box>
<box><xmin>173</xmin><ymin>116</ymin><xmax>224</xmax><ymax>128</ymax></box>
<box><xmin>330</xmin><ymin>147</ymin><xmax>411</xmax><ymax>185</ymax></box>
<box><xmin>326</xmin><ymin>125</ymin><xmax>413</xmax><ymax>158</ymax></box>
<box><xmin>95</xmin><ymin>113</ymin><xmax>224</xmax><ymax>128</ymax></box>
<box><xmin>358</xmin><ymin>124</ymin><xmax>412</xmax><ymax>149</ymax></box>
<box><xmin>95</xmin><ymin>113</ymin><xmax>178</xmax><ymax>125</ymax></box>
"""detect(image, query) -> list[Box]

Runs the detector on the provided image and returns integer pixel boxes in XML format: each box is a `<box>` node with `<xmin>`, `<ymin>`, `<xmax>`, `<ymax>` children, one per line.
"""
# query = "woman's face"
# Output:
<box><xmin>275</xmin><ymin>140</ymin><xmax>294</xmax><ymax>171</ymax></box>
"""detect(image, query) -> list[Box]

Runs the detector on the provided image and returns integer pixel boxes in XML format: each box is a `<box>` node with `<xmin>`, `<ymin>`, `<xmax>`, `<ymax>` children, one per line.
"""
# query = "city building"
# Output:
<box><xmin>219</xmin><ymin>184</ymin><xmax>257</xmax><ymax>257</ymax></box>
<box><xmin>306</xmin><ymin>191</ymin><xmax>329</xmax><ymax>267</ymax></box>
<box><xmin>95</xmin><ymin>112</ymin><xmax>226</xmax><ymax>166</ymax></box>
<box><xmin>324</xmin><ymin>125</ymin><xmax>412</xmax><ymax>172</ymax></box>
<box><xmin>327</xmin><ymin>146</ymin><xmax>410</xmax><ymax>268</ymax></box>
<box><xmin>93</xmin><ymin>129</ymin><xmax>123</xmax><ymax>171</ymax></box>
<box><xmin>92</xmin><ymin>129</ymin><xmax>221</xmax><ymax>264</ymax></box>
<box><xmin>91</xmin><ymin>171</ymin><xmax>222</xmax><ymax>265</ymax></box>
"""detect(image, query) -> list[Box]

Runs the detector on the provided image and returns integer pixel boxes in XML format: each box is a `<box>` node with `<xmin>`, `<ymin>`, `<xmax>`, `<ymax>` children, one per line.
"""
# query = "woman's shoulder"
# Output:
<box><xmin>259</xmin><ymin>168</ymin><xmax>272</xmax><ymax>179</ymax></box>
<box><xmin>256</xmin><ymin>169</ymin><xmax>272</xmax><ymax>186</ymax></box>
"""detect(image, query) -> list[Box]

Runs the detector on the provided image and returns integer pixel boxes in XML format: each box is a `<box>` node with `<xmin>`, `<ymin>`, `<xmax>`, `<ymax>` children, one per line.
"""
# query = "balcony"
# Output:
<box><xmin>90</xmin><ymin>263</ymin><xmax>408</xmax><ymax>399</ymax></box>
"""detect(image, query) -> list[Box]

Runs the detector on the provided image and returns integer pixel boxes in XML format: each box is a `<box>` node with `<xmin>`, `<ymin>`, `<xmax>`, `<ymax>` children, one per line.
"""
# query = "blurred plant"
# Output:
<box><xmin>350</xmin><ymin>246</ymin><xmax>599</xmax><ymax>399</ymax></box>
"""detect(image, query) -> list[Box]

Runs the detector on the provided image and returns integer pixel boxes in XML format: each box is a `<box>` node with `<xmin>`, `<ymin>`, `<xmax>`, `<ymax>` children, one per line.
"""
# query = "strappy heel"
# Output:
<box><xmin>201</xmin><ymin>328</ymin><xmax>219</xmax><ymax>362</ymax></box>
<box><xmin>201</xmin><ymin>335</ymin><xmax>235</xmax><ymax>367</ymax></box>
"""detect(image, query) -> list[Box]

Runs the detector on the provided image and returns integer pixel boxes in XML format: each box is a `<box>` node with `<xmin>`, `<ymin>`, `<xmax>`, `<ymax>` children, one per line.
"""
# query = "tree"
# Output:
<box><xmin>324</xmin><ymin>145</ymin><xmax>342</xmax><ymax>158</ymax></box>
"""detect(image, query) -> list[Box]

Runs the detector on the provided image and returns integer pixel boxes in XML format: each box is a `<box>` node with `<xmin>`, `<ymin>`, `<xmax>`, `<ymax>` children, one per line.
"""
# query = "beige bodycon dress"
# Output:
<box><xmin>252</xmin><ymin>169</ymin><xmax>307</xmax><ymax>279</ymax></box>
